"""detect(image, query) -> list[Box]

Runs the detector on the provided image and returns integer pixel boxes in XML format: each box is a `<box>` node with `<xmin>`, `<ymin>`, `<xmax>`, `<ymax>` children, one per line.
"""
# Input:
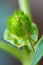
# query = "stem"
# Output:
<box><xmin>31</xmin><ymin>42</ymin><xmax>35</xmax><ymax>53</ymax></box>
<box><xmin>22</xmin><ymin>50</ymin><xmax>34</xmax><ymax>65</ymax></box>
<box><xmin>18</xmin><ymin>0</ymin><xmax>33</xmax><ymax>22</ymax></box>
<box><xmin>22</xmin><ymin>45</ymin><xmax>31</xmax><ymax>55</ymax></box>
<box><xmin>0</xmin><ymin>41</ymin><xmax>23</xmax><ymax>61</ymax></box>
<box><xmin>22</xmin><ymin>45</ymin><xmax>35</xmax><ymax>65</ymax></box>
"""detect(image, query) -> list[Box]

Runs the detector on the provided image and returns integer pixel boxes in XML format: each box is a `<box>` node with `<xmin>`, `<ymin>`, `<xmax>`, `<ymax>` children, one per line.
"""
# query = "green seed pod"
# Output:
<box><xmin>4</xmin><ymin>10</ymin><xmax>38</xmax><ymax>48</ymax></box>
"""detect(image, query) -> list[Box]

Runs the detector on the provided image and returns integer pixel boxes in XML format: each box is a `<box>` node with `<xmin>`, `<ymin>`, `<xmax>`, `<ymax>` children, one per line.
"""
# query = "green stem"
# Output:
<box><xmin>22</xmin><ymin>45</ymin><xmax>35</xmax><ymax>65</ymax></box>
<box><xmin>0</xmin><ymin>41</ymin><xmax>35</xmax><ymax>65</ymax></box>
<box><xmin>18</xmin><ymin>0</ymin><xmax>33</xmax><ymax>22</ymax></box>
<box><xmin>22</xmin><ymin>45</ymin><xmax>31</xmax><ymax>54</ymax></box>
<box><xmin>31</xmin><ymin>42</ymin><xmax>35</xmax><ymax>53</ymax></box>
<box><xmin>0</xmin><ymin>41</ymin><xmax>23</xmax><ymax>61</ymax></box>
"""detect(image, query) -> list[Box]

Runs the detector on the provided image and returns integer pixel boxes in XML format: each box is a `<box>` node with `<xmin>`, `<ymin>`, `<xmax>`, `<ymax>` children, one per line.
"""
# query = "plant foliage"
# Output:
<box><xmin>4</xmin><ymin>10</ymin><xmax>38</xmax><ymax>48</ymax></box>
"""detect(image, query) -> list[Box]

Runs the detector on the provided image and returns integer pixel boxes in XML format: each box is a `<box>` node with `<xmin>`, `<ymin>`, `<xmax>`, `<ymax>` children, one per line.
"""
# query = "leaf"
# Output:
<box><xmin>31</xmin><ymin>36</ymin><xmax>43</xmax><ymax>65</ymax></box>
<box><xmin>7</xmin><ymin>10</ymin><xmax>31</xmax><ymax>37</ymax></box>
<box><xmin>4</xmin><ymin>29</ymin><xmax>30</xmax><ymax>48</ymax></box>
<box><xmin>29</xmin><ymin>22</ymin><xmax>38</xmax><ymax>43</ymax></box>
<box><xmin>4</xmin><ymin>10</ymin><xmax>38</xmax><ymax>48</ymax></box>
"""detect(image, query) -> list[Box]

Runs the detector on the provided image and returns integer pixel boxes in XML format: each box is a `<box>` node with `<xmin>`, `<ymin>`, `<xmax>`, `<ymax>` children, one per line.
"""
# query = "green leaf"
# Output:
<box><xmin>31</xmin><ymin>36</ymin><xmax>43</xmax><ymax>65</ymax></box>
<box><xmin>7</xmin><ymin>10</ymin><xmax>31</xmax><ymax>37</ymax></box>
<box><xmin>4</xmin><ymin>10</ymin><xmax>38</xmax><ymax>48</ymax></box>
<box><xmin>4</xmin><ymin>29</ymin><xmax>30</xmax><ymax>48</ymax></box>
<box><xmin>29</xmin><ymin>22</ymin><xmax>38</xmax><ymax>43</ymax></box>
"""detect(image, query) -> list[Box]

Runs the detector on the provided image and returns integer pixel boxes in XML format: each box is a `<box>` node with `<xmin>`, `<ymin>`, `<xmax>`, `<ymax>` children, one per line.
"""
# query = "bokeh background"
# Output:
<box><xmin>0</xmin><ymin>0</ymin><xmax>43</xmax><ymax>65</ymax></box>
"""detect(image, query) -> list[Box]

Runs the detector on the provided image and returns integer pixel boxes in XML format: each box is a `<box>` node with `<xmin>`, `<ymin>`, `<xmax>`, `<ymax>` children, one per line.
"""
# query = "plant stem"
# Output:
<box><xmin>0</xmin><ymin>41</ymin><xmax>23</xmax><ymax>61</ymax></box>
<box><xmin>18</xmin><ymin>0</ymin><xmax>33</xmax><ymax>22</ymax></box>
<box><xmin>22</xmin><ymin>45</ymin><xmax>35</xmax><ymax>65</ymax></box>
<box><xmin>31</xmin><ymin>42</ymin><xmax>35</xmax><ymax>53</ymax></box>
<box><xmin>0</xmin><ymin>41</ymin><xmax>35</xmax><ymax>65</ymax></box>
